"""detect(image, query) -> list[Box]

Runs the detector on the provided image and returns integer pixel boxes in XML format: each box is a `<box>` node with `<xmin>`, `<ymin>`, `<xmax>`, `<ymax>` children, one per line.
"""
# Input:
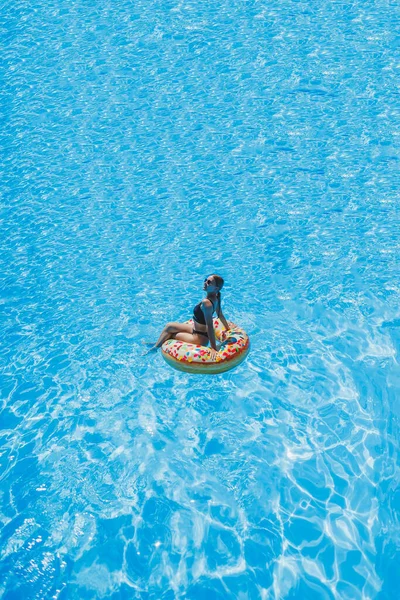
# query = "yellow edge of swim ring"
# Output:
<box><xmin>161</xmin><ymin>318</ymin><xmax>250</xmax><ymax>374</ymax></box>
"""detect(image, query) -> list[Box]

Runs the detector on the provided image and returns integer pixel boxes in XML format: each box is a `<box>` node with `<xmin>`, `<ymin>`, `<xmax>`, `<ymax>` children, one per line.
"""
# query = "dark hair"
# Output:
<box><xmin>212</xmin><ymin>274</ymin><xmax>224</xmax><ymax>291</ymax></box>
<box><xmin>211</xmin><ymin>274</ymin><xmax>224</xmax><ymax>309</ymax></box>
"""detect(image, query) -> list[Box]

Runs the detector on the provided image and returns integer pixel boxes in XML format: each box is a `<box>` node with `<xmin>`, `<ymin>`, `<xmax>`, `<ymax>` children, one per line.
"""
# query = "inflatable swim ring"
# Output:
<box><xmin>161</xmin><ymin>318</ymin><xmax>250</xmax><ymax>374</ymax></box>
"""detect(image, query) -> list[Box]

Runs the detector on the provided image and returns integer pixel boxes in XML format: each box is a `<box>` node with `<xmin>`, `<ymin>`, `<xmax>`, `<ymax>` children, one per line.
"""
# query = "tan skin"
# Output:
<box><xmin>147</xmin><ymin>276</ymin><xmax>232</xmax><ymax>359</ymax></box>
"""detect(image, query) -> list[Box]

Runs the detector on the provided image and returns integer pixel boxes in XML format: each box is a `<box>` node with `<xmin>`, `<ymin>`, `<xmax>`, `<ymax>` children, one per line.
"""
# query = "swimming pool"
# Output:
<box><xmin>1</xmin><ymin>0</ymin><xmax>399</xmax><ymax>598</ymax></box>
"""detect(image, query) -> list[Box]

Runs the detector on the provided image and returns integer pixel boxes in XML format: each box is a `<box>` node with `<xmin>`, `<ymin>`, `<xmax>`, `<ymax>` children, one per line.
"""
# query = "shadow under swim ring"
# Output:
<box><xmin>161</xmin><ymin>319</ymin><xmax>250</xmax><ymax>374</ymax></box>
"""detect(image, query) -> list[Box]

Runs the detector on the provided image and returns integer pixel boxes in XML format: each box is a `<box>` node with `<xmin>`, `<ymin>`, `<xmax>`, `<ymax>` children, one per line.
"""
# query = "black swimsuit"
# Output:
<box><xmin>192</xmin><ymin>298</ymin><xmax>216</xmax><ymax>337</ymax></box>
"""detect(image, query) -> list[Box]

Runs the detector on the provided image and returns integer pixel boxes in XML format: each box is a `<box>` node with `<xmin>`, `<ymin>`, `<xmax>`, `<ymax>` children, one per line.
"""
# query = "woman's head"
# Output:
<box><xmin>203</xmin><ymin>274</ymin><xmax>224</xmax><ymax>294</ymax></box>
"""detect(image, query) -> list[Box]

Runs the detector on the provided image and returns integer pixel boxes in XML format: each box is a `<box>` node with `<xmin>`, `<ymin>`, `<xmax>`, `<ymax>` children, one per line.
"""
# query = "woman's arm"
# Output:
<box><xmin>217</xmin><ymin>298</ymin><xmax>230</xmax><ymax>330</ymax></box>
<box><xmin>203</xmin><ymin>300</ymin><xmax>218</xmax><ymax>351</ymax></box>
<box><xmin>205</xmin><ymin>313</ymin><xmax>218</xmax><ymax>351</ymax></box>
<box><xmin>218</xmin><ymin>309</ymin><xmax>230</xmax><ymax>330</ymax></box>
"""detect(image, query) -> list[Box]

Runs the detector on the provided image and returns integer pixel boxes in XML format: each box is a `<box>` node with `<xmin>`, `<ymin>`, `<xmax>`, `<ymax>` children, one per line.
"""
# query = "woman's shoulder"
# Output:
<box><xmin>201</xmin><ymin>297</ymin><xmax>213</xmax><ymax>307</ymax></box>
<box><xmin>201</xmin><ymin>297</ymin><xmax>215</xmax><ymax>310</ymax></box>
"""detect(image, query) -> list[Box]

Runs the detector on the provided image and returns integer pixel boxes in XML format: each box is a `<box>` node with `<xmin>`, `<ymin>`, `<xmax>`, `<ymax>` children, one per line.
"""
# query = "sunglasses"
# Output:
<box><xmin>204</xmin><ymin>277</ymin><xmax>214</xmax><ymax>286</ymax></box>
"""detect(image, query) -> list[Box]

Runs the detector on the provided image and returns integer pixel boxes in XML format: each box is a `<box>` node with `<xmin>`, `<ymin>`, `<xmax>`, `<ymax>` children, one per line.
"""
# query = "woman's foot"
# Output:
<box><xmin>142</xmin><ymin>345</ymin><xmax>158</xmax><ymax>356</ymax></box>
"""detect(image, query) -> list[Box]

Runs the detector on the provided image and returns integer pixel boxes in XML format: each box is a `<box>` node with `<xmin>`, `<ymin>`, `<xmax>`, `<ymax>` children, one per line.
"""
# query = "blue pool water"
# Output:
<box><xmin>1</xmin><ymin>0</ymin><xmax>399</xmax><ymax>598</ymax></box>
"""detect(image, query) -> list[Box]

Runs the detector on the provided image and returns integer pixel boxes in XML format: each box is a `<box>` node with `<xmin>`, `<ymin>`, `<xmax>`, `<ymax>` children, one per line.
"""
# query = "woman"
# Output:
<box><xmin>147</xmin><ymin>274</ymin><xmax>231</xmax><ymax>359</ymax></box>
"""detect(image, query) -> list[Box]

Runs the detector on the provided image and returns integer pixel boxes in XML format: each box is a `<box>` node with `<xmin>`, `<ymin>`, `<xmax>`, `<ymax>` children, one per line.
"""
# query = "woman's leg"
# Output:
<box><xmin>175</xmin><ymin>332</ymin><xmax>209</xmax><ymax>345</ymax></box>
<box><xmin>149</xmin><ymin>322</ymin><xmax>195</xmax><ymax>351</ymax></box>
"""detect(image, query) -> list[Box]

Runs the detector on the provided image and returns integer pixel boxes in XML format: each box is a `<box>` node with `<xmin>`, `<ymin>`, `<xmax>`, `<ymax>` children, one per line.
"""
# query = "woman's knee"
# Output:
<box><xmin>164</xmin><ymin>322</ymin><xmax>191</xmax><ymax>335</ymax></box>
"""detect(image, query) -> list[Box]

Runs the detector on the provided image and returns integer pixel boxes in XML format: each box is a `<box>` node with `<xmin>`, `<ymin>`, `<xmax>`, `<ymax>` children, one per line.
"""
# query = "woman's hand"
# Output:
<box><xmin>209</xmin><ymin>347</ymin><xmax>219</xmax><ymax>360</ymax></box>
